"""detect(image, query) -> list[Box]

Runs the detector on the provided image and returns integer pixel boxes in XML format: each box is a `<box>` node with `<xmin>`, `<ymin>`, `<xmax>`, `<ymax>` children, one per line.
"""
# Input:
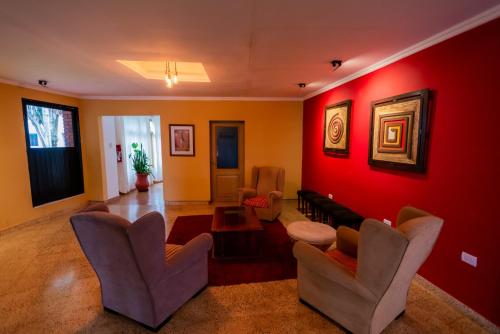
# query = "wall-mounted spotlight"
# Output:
<box><xmin>298</xmin><ymin>83</ymin><xmax>306</xmax><ymax>88</ymax></box>
<box><xmin>331</xmin><ymin>60</ymin><xmax>342</xmax><ymax>71</ymax></box>
<box><xmin>38</xmin><ymin>79</ymin><xmax>48</xmax><ymax>87</ymax></box>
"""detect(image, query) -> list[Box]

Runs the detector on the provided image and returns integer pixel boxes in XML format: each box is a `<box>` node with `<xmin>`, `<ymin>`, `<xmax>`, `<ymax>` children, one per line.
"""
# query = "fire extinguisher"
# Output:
<box><xmin>116</xmin><ymin>144</ymin><xmax>122</xmax><ymax>163</ymax></box>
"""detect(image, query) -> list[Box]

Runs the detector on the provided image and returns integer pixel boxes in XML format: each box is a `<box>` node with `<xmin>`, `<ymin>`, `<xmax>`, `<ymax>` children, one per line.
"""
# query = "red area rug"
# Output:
<box><xmin>167</xmin><ymin>215</ymin><xmax>297</xmax><ymax>286</ymax></box>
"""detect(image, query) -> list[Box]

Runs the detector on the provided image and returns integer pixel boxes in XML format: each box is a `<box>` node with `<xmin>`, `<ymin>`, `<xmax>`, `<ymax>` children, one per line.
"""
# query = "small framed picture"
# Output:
<box><xmin>369</xmin><ymin>89</ymin><xmax>431</xmax><ymax>172</ymax></box>
<box><xmin>323</xmin><ymin>100</ymin><xmax>352</xmax><ymax>154</ymax></box>
<box><xmin>169</xmin><ymin>124</ymin><xmax>195</xmax><ymax>156</ymax></box>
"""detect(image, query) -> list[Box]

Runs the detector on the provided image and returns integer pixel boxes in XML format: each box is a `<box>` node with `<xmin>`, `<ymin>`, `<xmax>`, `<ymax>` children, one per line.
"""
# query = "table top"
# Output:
<box><xmin>287</xmin><ymin>220</ymin><xmax>336</xmax><ymax>244</ymax></box>
<box><xmin>212</xmin><ymin>206</ymin><xmax>264</xmax><ymax>232</ymax></box>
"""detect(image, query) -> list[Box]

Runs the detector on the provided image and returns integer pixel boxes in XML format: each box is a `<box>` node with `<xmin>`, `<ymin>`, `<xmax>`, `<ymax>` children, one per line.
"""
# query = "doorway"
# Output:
<box><xmin>210</xmin><ymin>121</ymin><xmax>245</xmax><ymax>202</ymax></box>
<box><xmin>101</xmin><ymin>115</ymin><xmax>163</xmax><ymax>200</ymax></box>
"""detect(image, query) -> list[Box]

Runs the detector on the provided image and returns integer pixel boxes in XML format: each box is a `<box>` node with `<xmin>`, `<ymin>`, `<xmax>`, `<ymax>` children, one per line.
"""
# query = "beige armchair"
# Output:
<box><xmin>70</xmin><ymin>203</ymin><xmax>213</xmax><ymax>330</ymax></box>
<box><xmin>238</xmin><ymin>166</ymin><xmax>285</xmax><ymax>221</ymax></box>
<box><xmin>293</xmin><ymin>206</ymin><xmax>443</xmax><ymax>334</ymax></box>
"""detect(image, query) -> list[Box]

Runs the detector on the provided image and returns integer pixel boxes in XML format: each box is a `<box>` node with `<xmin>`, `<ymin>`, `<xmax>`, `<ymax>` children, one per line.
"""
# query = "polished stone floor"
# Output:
<box><xmin>0</xmin><ymin>184</ymin><xmax>496</xmax><ymax>333</ymax></box>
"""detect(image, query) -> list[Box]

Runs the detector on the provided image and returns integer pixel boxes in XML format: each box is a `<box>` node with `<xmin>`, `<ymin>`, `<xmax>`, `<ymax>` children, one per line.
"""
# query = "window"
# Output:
<box><xmin>22</xmin><ymin>99</ymin><xmax>84</xmax><ymax>206</ymax></box>
<box><xmin>25</xmin><ymin>105</ymin><xmax>75</xmax><ymax>148</ymax></box>
<box><xmin>216</xmin><ymin>126</ymin><xmax>239</xmax><ymax>169</ymax></box>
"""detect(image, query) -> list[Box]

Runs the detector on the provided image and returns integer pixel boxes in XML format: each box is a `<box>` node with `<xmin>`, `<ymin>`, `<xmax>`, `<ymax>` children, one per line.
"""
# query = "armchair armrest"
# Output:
<box><xmin>238</xmin><ymin>187</ymin><xmax>257</xmax><ymax>203</ymax></box>
<box><xmin>336</xmin><ymin>226</ymin><xmax>359</xmax><ymax>258</ymax></box>
<box><xmin>268</xmin><ymin>190</ymin><xmax>283</xmax><ymax>199</ymax></box>
<box><xmin>165</xmin><ymin>233</ymin><xmax>213</xmax><ymax>275</ymax></box>
<box><xmin>293</xmin><ymin>241</ymin><xmax>375</xmax><ymax>301</ymax></box>
<box><xmin>268</xmin><ymin>190</ymin><xmax>283</xmax><ymax>206</ymax></box>
<box><xmin>267</xmin><ymin>190</ymin><xmax>283</xmax><ymax>207</ymax></box>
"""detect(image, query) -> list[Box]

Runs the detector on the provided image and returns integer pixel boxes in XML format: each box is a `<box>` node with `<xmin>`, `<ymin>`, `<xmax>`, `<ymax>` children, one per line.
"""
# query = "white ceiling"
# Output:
<box><xmin>0</xmin><ymin>0</ymin><xmax>498</xmax><ymax>98</ymax></box>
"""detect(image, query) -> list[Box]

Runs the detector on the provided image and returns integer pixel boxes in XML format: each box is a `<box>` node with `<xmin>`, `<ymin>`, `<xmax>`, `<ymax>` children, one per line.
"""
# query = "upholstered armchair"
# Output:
<box><xmin>293</xmin><ymin>206</ymin><xmax>443</xmax><ymax>334</ymax></box>
<box><xmin>238</xmin><ymin>166</ymin><xmax>285</xmax><ymax>221</ymax></box>
<box><xmin>70</xmin><ymin>203</ymin><xmax>213</xmax><ymax>330</ymax></box>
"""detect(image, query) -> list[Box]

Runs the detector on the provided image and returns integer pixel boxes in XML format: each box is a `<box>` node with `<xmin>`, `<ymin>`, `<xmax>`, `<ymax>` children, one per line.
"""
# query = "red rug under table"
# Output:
<box><xmin>167</xmin><ymin>215</ymin><xmax>297</xmax><ymax>286</ymax></box>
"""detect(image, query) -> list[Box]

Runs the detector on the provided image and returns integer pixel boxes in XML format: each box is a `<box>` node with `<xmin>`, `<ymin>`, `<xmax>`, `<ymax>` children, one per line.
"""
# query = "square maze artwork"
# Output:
<box><xmin>377</xmin><ymin>111</ymin><xmax>414</xmax><ymax>158</ymax></box>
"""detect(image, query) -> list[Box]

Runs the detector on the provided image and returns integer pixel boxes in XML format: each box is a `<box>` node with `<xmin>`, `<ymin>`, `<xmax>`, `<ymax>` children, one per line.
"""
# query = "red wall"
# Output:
<box><xmin>302</xmin><ymin>18</ymin><xmax>500</xmax><ymax>324</ymax></box>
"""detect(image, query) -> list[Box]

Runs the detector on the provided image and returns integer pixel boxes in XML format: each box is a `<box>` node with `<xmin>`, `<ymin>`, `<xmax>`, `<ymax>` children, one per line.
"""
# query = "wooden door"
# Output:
<box><xmin>210</xmin><ymin>121</ymin><xmax>244</xmax><ymax>202</ymax></box>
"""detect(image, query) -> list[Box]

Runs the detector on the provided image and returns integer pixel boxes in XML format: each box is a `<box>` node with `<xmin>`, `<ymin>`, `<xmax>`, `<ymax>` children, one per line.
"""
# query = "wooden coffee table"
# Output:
<box><xmin>211</xmin><ymin>206</ymin><xmax>264</xmax><ymax>259</ymax></box>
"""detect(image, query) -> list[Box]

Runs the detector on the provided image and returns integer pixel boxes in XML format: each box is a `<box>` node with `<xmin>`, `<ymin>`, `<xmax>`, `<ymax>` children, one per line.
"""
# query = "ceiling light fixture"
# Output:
<box><xmin>164</xmin><ymin>61</ymin><xmax>179</xmax><ymax>88</ymax></box>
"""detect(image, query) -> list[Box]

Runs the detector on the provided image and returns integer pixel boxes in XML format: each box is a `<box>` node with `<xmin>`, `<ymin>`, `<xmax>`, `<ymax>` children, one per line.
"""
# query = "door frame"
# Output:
<box><xmin>98</xmin><ymin>114</ymin><xmax>163</xmax><ymax>201</ymax></box>
<box><xmin>209</xmin><ymin>120</ymin><xmax>245</xmax><ymax>203</ymax></box>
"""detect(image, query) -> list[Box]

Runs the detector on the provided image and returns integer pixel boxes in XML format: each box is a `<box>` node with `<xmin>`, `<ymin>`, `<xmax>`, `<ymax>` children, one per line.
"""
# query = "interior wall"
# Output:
<box><xmin>302</xmin><ymin>18</ymin><xmax>500</xmax><ymax>324</ymax></box>
<box><xmin>0</xmin><ymin>83</ymin><xmax>88</xmax><ymax>231</ymax></box>
<box><xmin>79</xmin><ymin>99</ymin><xmax>303</xmax><ymax>202</ymax></box>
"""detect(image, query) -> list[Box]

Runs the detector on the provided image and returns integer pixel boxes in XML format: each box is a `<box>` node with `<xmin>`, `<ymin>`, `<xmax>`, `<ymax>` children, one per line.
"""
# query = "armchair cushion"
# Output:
<box><xmin>326</xmin><ymin>249</ymin><xmax>358</xmax><ymax>273</ymax></box>
<box><xmin>243</xmin><ymin>196</ymin><xmax>269</xmax><ymax>208</ymax></box>
<box><xmin>165</xmin><ymin>233</ymin><xmax>213</xmax><ymax>276</ymax></box>
<box><xmin>165</xmin><ymin>244</ymin><xmax>183</xmax><ymax>259</ymax></box>
<box><xmin>336</xmin><ymin>226</ymin><xmax>360</xmax><ymax>258</ymax></box>
<box><xmin>293</xmin><ymin>241</ymin><xmax>375</xmax><ymax>300</ymax></box>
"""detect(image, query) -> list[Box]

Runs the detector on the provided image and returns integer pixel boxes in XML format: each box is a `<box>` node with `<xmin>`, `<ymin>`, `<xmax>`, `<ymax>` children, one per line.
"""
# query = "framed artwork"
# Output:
<box><xmin>169</xmin><ymin>124</ymin><xmax>195</xmax><ymax>156</ymax></box>
<box><xmin>323</xmin><ymin>100</ymin><xmax>352</xmax><ymax>154</ymax></box>
<box><xmin>368</xmin><ymin>89</ymin><xmax>431</xmax><ymax>172</ymax></box>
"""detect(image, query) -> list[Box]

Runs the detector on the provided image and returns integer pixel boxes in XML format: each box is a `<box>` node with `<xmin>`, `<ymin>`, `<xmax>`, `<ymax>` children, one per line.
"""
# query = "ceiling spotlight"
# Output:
<box><xmin>298</xmin><ymin>83</ymin><xmax>306</xmax><ymax>88</ymax></box>
<box><xmin>331</xmin><ymin>59</ymin><xmax>342</xmax><ymax>71</ymax></box>
<box><xmin>38</xmin><ymin>79</ymin><xmax>48</xmax><ymax>87</ymax></box>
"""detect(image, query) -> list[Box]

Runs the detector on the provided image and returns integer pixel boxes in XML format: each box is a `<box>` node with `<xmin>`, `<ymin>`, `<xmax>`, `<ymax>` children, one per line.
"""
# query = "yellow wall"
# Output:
<box><xmin>0</xmin><ymin>83</ymin><xmax>88</xmax><ymax>230</ymax></box>
<box><xmin>80</xmin><ymin>99</ymin><xmax>303</xmax><ymax>202</ymax></box>
<box><xmin>0</xmin><ymin>80</ymin><xmax>302</xmax><ymax>231</ymax></box>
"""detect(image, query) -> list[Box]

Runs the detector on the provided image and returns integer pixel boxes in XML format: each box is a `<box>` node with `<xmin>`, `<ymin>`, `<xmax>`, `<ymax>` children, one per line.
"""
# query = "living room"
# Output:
<box><xmin>0</xmin><ymin>1</ymin><xmax>499</xmax><ymax>333</ymax></box>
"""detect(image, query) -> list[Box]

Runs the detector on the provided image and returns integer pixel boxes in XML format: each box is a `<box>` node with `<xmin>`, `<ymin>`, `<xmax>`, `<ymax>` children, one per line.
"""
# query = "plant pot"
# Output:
<box><xmin>135</xmin><ymin>173</ymin><xmax>150</xmax><ymax>192</ymax></box>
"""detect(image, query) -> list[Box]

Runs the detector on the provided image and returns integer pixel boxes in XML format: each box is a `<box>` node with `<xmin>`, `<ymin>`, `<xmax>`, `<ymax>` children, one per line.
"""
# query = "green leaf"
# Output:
<box><xmin>129</xmin><ymin>143</ymin><xmax>152</xmax><ymax>175</ymax></box>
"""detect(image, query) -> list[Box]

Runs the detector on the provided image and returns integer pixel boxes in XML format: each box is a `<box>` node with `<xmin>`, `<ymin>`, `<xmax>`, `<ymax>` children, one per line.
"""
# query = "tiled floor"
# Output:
<box><xmin>0</xmin><ymin>184</ymin><xmax>496</xmax><ymax>333</ymax></box>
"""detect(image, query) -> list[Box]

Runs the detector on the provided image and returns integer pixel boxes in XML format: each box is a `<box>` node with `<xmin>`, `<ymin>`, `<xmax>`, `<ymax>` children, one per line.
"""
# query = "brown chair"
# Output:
<box><xmin>70</xmin><ymin>203</ymin><xmax>213</xmax><ymax>331</ymax></box>
<box><xmin>293</xmin><ymin>206</ymin><xmax>443</xmax><ymax>334</ymax></box>
<box><xmin>238</xmin><ymin>166</ymin><xmax>285</xmax><ymax>221</ymax></box>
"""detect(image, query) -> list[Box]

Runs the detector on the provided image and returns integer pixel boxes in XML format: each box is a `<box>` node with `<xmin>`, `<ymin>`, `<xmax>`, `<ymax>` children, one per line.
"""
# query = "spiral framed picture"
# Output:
<box><xmin>368</xmin><ymin>89</ymin><xmax>431</xmax><ymax>172</ymax></box>
<box><xmin>323</xmin><ymin>100</ymin><xmax>352</xmax><ymax>154</ymax></box>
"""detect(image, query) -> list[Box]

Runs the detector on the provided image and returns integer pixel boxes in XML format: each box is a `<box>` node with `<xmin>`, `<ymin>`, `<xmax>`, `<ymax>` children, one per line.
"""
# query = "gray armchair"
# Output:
<box><xmin>70</xmin><ymin>203</ymin><xmax>213</xmax><ymax>330</ymax></box>
<box><xmin>238</xmin><ymin>166</ymin><xmax>285</xmax><ymax>221</ymax></box>
<box><xmin>293</xmin><ymin>206</ymin><xmax>443</xmax><ymax>334</ymax></box>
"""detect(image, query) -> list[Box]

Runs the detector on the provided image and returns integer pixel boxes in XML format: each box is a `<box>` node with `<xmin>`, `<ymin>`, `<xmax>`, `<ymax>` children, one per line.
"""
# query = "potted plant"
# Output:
<box><xmin>129</xmin><ymin>142</ymin><xmax>153</xmax><ymax>192</ymax></box>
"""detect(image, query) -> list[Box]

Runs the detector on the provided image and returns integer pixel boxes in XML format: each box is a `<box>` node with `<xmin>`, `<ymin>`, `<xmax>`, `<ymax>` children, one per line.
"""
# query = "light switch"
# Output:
<box><xmin>461</xmin><ymin>251</ymin><xmax>477</xmax><ymax>267</ymax></box>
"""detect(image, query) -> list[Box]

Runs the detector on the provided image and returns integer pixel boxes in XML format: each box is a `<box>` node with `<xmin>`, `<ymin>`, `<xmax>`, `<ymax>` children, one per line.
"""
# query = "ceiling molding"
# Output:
<box><xmin>0</xmin><ymin>78</ymin><xmax>80</xmax><ymax>98</ymax></box>
<box><xmin>81</xmin><ymin>95</ymin><xmax>303</xmax><ymax>102</ymax></box>
<box><xmin>304</xmin><ymin>4</ymin><xmax>500</xmax><ymax>100</ymax></box>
